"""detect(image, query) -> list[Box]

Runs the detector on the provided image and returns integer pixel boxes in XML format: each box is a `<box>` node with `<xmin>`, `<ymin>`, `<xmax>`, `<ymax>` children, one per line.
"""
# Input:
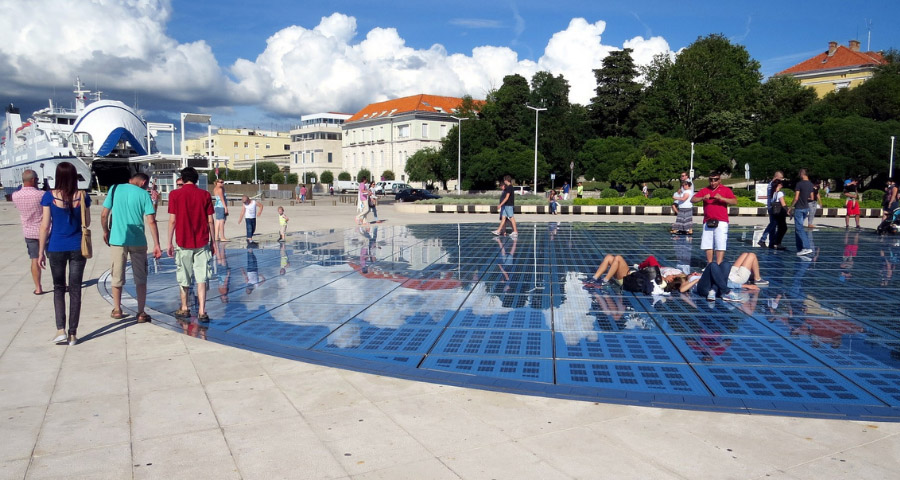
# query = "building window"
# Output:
<box><xmin>440</xmin><ymin>124</ymin><xmax>447</xmax><ymax>137</ymax></box>
<box><xmin>244</xmin><ymin>142</ymin><xmax>248</xmax><ymax>148</ymax></box>
<box><xmin>310</xmin><ymin>152</ymin><xmax>314</xmax><ymax>163</ymax></box>
<box><xmin>233</xmin><ymin>154</ymin><xmax>239</xmax><ymax>160</ymax></box>
<box><xmin>233</xmin><ymin>141</ymin><xmax>239</xmax><ymax>147</ymax></box>
<box><xmin>421</xmin><ymin>124</ymin><xmax>428</xmax><ymax>138</ymax></box>
<box><xmin>283</xmin><ymin>144</ymin><xmax>290</xmax><ymax>151</ymax></box>
<box><xmin>244</xmin><ymin>154</ymin><xmax>249</xmax><ymax>160</ymax></box>
<box><xmin>328</xmin><ymin>152</ymin><xmax>333</xmax><ymax>163</ymax></box>
<box><xmin>266</xmin><ymin>143</ymin><xmax>271</xmax><ymax>149</ymax></box>
<box><xmin>397</xmin><ymin>124</ymin><xmax>410</xmax><ymax>138</ymax></box>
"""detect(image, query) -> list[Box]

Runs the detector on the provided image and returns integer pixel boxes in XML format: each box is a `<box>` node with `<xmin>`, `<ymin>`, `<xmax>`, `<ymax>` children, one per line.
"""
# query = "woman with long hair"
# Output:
<box><xmin>213</xmin><ymin>178</ymin><xmax>229</xmax><ymax>241</ymax></box>
<box><xmin>769</xmin><ymin>179</ymin><xmax>789</xmax><ymax>250</ymax></box>
<box><xmin>37</xmin><ymin>162</ymin><xmax>91</xmax><ymax>345</ymax></box>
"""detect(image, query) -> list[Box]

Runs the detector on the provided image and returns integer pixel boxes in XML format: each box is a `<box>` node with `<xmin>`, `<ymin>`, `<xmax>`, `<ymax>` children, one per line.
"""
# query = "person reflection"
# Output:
<box><xmin>685</xmin><ymin>330</ymin><xmax>733</xmax><ymax>362</ymax></box>
<box><xmin>177</xmin><ymin>317</ymin><xmax>208</xmax><ymax>340</ymax></box>
<box><xmin>215</xmin><ymin>241</ymin><xmax>230</xmax><ymax>303</ymax></box>
<box><xmin>673</xmin><ymin>233</ymin><xmax>693</xmax><ymax>275</ymax></box>
<box><xmin>880</xmin><ymin>238</ymin><xmax>897</xmax><ymax>287</ymax></box>
<box><xmin>279</xmin><ymin>241</ymin><xmax>290</xmax><ymax>275</ymax></box>
<box><xmin>840</xmin><ymin>230</ymin><xmax>859</xmax><ymax>284</ymax></box>
<box><xmin>241</xmin><ymin>247</ymin><xmax>264</xmax><ymax>295</ymax></box>
<box><xmin>494</xmin><ymin>236</ymin><xmax>517</xmax><ymax>293</ymax></box>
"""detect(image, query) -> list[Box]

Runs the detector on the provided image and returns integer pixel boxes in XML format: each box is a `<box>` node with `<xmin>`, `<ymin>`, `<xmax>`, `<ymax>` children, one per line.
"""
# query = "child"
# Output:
<box><xmin>237</xmin><ymin>195</ymin><xmax>263</xmax><ymax>244</ymax></box>
<box><xmin>277</xmin><ymin>206</ymin><xmax>288</xmax><ymax>242</ymax></box>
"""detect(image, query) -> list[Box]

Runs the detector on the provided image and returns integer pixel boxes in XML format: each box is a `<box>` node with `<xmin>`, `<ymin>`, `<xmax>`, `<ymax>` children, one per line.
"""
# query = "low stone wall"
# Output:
<box><xmin>395</xmin><ymin>203</ymin><xmax>884</xmax><ymax>218</ymax></box>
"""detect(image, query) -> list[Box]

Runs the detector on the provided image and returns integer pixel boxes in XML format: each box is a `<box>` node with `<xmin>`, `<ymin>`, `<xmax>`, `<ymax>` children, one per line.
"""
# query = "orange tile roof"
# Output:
<box><xmin>777</xmin><ymin>45</ymin><xmax>886</xmax><ymax>76</ymax></box>
<box><xmin>346</xmin><ymin>94</ymin><xmax>480</xmax><ymax>123</ymax></box>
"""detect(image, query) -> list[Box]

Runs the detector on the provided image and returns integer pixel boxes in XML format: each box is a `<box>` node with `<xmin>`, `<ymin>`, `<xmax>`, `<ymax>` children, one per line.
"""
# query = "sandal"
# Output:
<box><xmin>197</xmin><ymin>313</ymin><xmax>210</xmax><ymax>323</ymax></box>
<box><xmin>174</xmin><ymin>308</ymin><xmax>191</xmax><ymax>318</ymax></box>
<box><xmin>137</xmin><ymin>312</ymin><xmax>152</xmax><ymax>323</ymax></box>
<box><xmin>110</xmin><ymin>309</ymin><xmax>127</xmax><ymax>320</ymax></box>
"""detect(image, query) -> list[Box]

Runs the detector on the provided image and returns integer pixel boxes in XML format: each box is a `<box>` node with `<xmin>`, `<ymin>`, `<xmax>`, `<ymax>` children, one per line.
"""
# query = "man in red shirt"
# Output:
<box><xmin>691</xmin><ymin>171</ymin><xmax>737</xmax><ymax>264</ymax></box>
<box><xmin>167</xmin><ymin>167</ymin><xmax>215</xmax><ymax>321</ymax></box>
<box><xmin>12</xmin><ymin>169</ymin><xmax>46</xmax><ymax>295</ymax></box>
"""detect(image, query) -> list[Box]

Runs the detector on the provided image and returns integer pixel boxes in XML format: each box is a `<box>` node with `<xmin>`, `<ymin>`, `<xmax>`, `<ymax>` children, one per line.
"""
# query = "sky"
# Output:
<box><xmin>1</xmin><ymin>0</ymin><xmax>899</xmax><ymax>139</ymax></box>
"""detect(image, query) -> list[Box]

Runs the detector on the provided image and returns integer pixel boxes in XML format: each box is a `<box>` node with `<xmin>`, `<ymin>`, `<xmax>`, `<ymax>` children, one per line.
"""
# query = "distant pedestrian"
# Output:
<box><xmin>38</xmin><ymin>162</ymin><xmax>90</xmax><ymax>345</ymax></box>
<box><xmin>691</xmin><ymin>171</ymin><xmax>736</xmax><ymax>264</ymax></box>
<box><xmin>671</xmin><ymin>180</ymin><xmax>693</xmax><ymax>234</ymax></box>
<box><xmin>100</xmin><ymin>173</ymin><xmax>162</xmax><ymax>323</ymax></box>
<box><xmin>329</xmin><ymin>185</ymin><xmax>334</xmax><ymax>196</ymax></box>
<box><xmin>277</xmin><ymin>206</ymin><xmax>288</xmax><ymax>242</ymax></box>
<box><xmin>300</xmin><ymin>185</ymin><xmax>307</xmax><ymax>203</ymax></box>
<box><xmin>356</xmin><ymin>177</ymin><xmax>370</xmax><ymax>224</ymax></box>
<box><xmin>808</xmin><ymin>178</ymin><xmax>820</xmax><ymax>228</ymax></box>
<box><xmin>368</xmin><ymin>181</ymin><xmax>380</xmax><ymax>222</ymax></box>
<box><xmin>758</xmin><ymin>171</ymin><xmax>784</xmax><ymax>247</ymax></box>
<box><xmin>790</xmin><ymin>168</ymin><xmax>815</xmax><ymax>256</ymax></box>
<box><xmin>576</xmin><ymin>181</ymin><xmax>584</xmax><ymax>199</ymax></box>
<box><xmin>492</xmin><ymin>175</ymin><xmax>518</xmax><ymax>237</ymax></box>
<box><xmin>642</xmin><ymin>183</ymin><xmax>649</xmax><ymax>198</ymax></box>
<box><xmin>294</xmin><ymin>183</ymin><xmax>301</xmax><ymax>202</ymax></box>
<box><xmin>562</xmin><ymin>181</ymin><xmax>570</xmax><ymax>201</ymax></box>
<box><xmin>12</xmin><ymin>169</ymin><xmax>45</xmax><ymax>295</ymax></box>
<box><xmin>149</xmin><ymin>181</ymin><xmax>160</xmax><ymax>213</ymax></box>
<box><xmin>548</xmin><ymin>189</ymin><xmax>559</xmax><ymax>214</ymax></box>
<box><xmin>167</xmin><ymin>167</ymin><xmax>215</xmax><ymax>322</ymax></box>
<box><xmin>238</xmin><ymin>195</ymin><xmax>263</xmax><ymax>244</ymax></box>
<box><xmin>844</xmin><ymin>178</ymin><xmax>860</xmax><ymax>228</ymax></box>
<box><xmin>883</xmin><ymin>178</ymin><xmax>898</xmax><ymax>221</ymax></box>
<box><xmin>213</xmin><ymin>178</ymin><xmax>228</xmax><ymax>241</ymax></box>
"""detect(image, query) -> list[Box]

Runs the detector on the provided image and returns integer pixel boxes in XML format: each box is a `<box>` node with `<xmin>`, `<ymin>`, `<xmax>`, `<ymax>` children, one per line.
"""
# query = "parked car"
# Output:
<box><xmin>514</xmin><ymin>185</ymin><xmax>533</xmax><ymax>195</ymax></box>
<box><xmin>334</xmin><ymin>180</ymin><xmax>359</xmax><ymax>193</ymax></box>
<box><xmin>395</xmin><ymin>188</ymin><xmax>442</xmax><ymax>202</ymax></box>
<box><xmin>374</xmin><ymin>181</ymin><xmax>411</xmax><ymax>194</ymax></box>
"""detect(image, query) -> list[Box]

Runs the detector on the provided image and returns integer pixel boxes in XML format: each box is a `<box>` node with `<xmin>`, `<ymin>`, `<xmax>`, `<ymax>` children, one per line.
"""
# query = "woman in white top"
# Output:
<box><xmin>671</xmin><ymin>180</ymin><xmax>694</xmax><ymax>234</ymax></box>
<box><xmin>237</xmin><ymin>195</ymin><xmax>263</xmax><ymax>244</ymax></box>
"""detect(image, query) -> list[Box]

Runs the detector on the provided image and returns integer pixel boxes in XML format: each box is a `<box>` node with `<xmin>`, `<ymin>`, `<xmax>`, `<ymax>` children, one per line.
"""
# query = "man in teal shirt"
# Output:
<box><xmin>101</xmin><ymin>173</ymin><xmax>163</xmax><ymax>323</ymax></box>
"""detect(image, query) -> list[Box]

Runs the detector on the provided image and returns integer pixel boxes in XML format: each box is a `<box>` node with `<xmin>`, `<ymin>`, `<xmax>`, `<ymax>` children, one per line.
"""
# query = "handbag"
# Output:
<box><xmin>772</xmin><ymin>202</ymin><xmax>784</xmax><ymax>215</ymax></box>
<box><xmin>80</xmin><ymin>191</ymin><xmax>93</xmax><ymax>259</ymax></box>
<box><xmin>706</xmin><ymin>219</ymin><xmax>719</xmax><ymax>229</ymax></box>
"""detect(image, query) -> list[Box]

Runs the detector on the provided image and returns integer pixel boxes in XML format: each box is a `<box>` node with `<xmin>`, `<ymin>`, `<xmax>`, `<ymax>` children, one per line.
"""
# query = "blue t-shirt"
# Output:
<box><xmin>103</xmin><ymin>183</ymin><xmax>155</xmax><ymax>246</ymax></box>
<box><xmin>41</xmin><ymin>191</ymin><xmax>92</xmax><ymax>252</ymax></box>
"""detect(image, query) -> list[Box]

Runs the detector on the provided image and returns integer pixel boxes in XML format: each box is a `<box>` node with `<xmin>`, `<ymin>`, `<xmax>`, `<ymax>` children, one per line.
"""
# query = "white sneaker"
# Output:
<box><xmin>723</xmin><ymin>291</ymin><xmax>747</xmax><ymax>303</ymax></box>
<box><xmin>706</xmin><ymin>291</ymin><xmax>716</xmax><ymax>301</ymax></box>
<box><xmin>797</xmin><ymin>249</ymin><xmax>814</xmax><ymax>256</ymax></box>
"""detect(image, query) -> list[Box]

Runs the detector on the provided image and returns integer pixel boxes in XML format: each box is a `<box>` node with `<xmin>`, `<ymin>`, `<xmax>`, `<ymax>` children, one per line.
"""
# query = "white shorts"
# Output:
<box><xmin>700</xmin><ymin>221</ymin><xmax>728</xmax><ymax>251</ymax></box>
<box><xmin>728</xmin><ymin>265</ymin><xmax>751</xmax><ymax>287</ymax></box>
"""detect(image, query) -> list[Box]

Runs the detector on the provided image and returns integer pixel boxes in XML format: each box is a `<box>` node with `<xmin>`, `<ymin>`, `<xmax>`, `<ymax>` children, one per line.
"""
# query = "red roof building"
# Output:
<box><xmin>775</xmin><ymin>40</ymin><xmax>887</xmax><ymax>97</ymax></box>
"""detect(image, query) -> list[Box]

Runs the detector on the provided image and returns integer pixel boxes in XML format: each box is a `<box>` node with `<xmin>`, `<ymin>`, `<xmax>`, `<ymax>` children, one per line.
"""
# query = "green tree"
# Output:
<box><xmin>733</xmin><ymin>143</ymin><xmax>786</xmax><ymax>180</ymax></box>
<box><xmin>577</xmin><ymin>137</ymin><xmax>637</xmax><ymax>182</ymax></box>
<box><xmin>590</xmin><ymin>48</ymin><xmax>642</xmax><ymax>137</ymax></box>
<box><xmin>757</xmin><ymin>75</ymin><xmax>817</xmax><ymax>127</ymax></box>
<box><xmin>381</xmin><ymin>170</ymin><xmax>395</xmax><ymax>181</ymax></box>
<box><xmin>254</xmin><ymin>161</ymin><xmax>281</xmax><ymax>183</ymax></box>
<box><xmin>271</xmin><ymin>173</ymin><xmax>285</xmax><ymax>184</ymax></box>
<box><xmin>467</xmin><ymin>139</ymin><xmax>549</xmax><ymax>189</ymax></box>
<box><xmin>405</xmin><ymin>148</ymin><xmax>456</xmax><ymax>189</ymax></box>
<box><xmin>337</xmin><ymin>171</ymin><xmax>351</xmax><ymax>181</ymax></box>
<box><xmin>481</xmin><ymin>74</ymin><xmax>531</xmax><ymax>143</ymax></box>
<box><xmin>633</xmin><ymin>136</ymin><xmax>692</xmax><ymax>187</ymax></box>
<box><xmin>356</xmin><ymin>169</ymin><xmax>372</xmax><ymax>182</ymax></box>
<box><xmin>286</xmin><ymin>173</ymin><xmax>298</xmax><ymax>185</ymax></box>
<box><xmin>528</xmin><ymin>71</ymin><xmax>589</xmax><ymax>187</ymax></box>
<box><xmin>320</xmin><ymin>170</ymin><xmax>334</xmax><ymax>184</ymax></box>
<box><xmin>640</xmin><ymin>34</ymin><xmax>763</xmax><ymax>142</ymax></box>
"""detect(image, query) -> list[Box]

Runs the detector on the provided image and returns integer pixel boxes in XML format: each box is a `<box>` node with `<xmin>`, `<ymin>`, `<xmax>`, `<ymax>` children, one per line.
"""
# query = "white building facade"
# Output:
<box><xmin>289</xmin><ymin>112</ymin><xmax>351</xmax><ymax>182</ymax></box>
<box><xmin>341</xmin><ymin>94</ymin><xmax>469</xmax><ymax>182</ymax></box>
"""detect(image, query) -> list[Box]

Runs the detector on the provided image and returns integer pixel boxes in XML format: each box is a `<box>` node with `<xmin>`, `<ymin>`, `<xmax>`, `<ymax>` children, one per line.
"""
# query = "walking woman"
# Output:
<box><xmin>768</xmin><ymin>179</ymin><xmax>789</xmax><ymax>250</ymax></box>
<box><xmin>671</xmin><ymin>180</ymin><xmax>694</xmax><ymax>234</ymax></box>
<box><xmin>213</xmin><ymin>178</ymin><xmax>229</xmax><ymax>241</ymax></box>
<box><xmin>38</xmin><ymin>162</ymin><xmax>91</xmax><ymax>345</ymax></box>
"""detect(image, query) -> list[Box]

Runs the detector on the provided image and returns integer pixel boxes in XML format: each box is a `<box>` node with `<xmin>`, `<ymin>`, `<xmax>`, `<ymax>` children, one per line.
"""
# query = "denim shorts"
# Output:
<box><xmin>501</xmin><ymin>205</ymin><xmax>515</xmax><ymax>218</ymax></box>
<box><xmin>215</xmin><ymin>206</ymin><xmax>226</xmax><ymax>220</ymax></box>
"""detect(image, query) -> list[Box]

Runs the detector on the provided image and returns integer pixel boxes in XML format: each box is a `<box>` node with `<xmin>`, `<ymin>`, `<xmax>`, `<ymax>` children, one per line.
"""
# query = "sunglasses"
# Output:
<box><xmin>709</xmin><ymin>177</ymin><xmax>720</xmax><ymax>181</ymax></box>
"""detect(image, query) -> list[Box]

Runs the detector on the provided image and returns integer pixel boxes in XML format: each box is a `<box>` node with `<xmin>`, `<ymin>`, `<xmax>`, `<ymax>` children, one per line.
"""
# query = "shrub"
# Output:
<box><xmin>652</xmin><ymin>188</ymin><xmax>673</xmax><ymax>199</ymax></box>
<box><xmin>601</xmin><ymin>188</ymin><xmax>619</xmax><ymax>198</ymax></box>
<box><xmin>624</xmin><ymin>188</ymin><xmax>643</xmax><ymax>198</ymax></box>
<box><xmin>337</xmin><ymin>171</ymin><xmax>351</xmax><ymax>181</ymax></box>
<box><xmin>863</xmin><ymin>189</ymin><xmax>884</xmax><ymax>203</ymax></box>
<box><xmin>320</xmin><ymin>170</ymin><xmax>334</xmax><ymax>184</ymax></box>
<box><xmin>583</xmin><ymin>181</ymin><xmax>603</xmax><ymax>191</ymax></box>
<box><xmin>286</xmin><ymin>173</ymin><xmax>298</xmax><ymax>184</ymax></box>
<box><xmin>356</xmin><ymin>168</ymin><xmax>372</xmax><ymax>182</ymax></box>
<box><xmin>270</xmin><ymin>173</ymin><xmax>285</xmax><ymax>184</ymax></box>
<box><xmin>381</xmin><ymin>170</ymin><xmax>395</xmax><ymax>181</ymax></box>
<box><xmin>733</xmin><ymin>187</ymin><xmax>753</xmax><ymax>198</ymax></box>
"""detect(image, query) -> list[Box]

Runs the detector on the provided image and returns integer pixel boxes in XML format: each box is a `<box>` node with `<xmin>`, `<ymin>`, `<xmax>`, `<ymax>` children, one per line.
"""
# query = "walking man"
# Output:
<box><xmin>758</xmin><ymin>171</ymin><xmax>784</xmax><ymax>247</ymax></box>
<box><xmin>692</xmin><ymin>171</ymin><xmax>737</xmax><ymax>264</ymax></box>
<box><xmin>790</xmin><ymin>168</ymin><xmax>815</xmax><ymax>256</ymax></box>
<box><xmin>11</xmin><ymin>169</ymin><xmax>45</xmax><ymax>295</ymax></box>
<box><xmin>492</xmin><ymin>175</ymin><xmax>518</xmax><ymax>238</ymax></box>
<box><xmin>562</xmin><ymin>181</ymin><xmax>570</xmax><ymax>201</ymax></box>
<box><xmin>167</xmin><ymin>167</ymin><xmax>215</xmax><ymax>321</ymax></box>
<box><xmin>101</xmin><ymin>173</ymin><xmax>162</xmax><ymax>322</ymax></box>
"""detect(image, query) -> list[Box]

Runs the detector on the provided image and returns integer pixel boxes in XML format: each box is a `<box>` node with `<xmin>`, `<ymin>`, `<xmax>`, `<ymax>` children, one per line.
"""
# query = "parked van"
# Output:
<box><xmin>334</xmin><ymin>180</ymin><xmax>359</xmax><ymax>193</ymax></box>
<box><xmin>374</xmin><ymin>181</ymin><xmax>411</xmax><ymax>194</ymax></box>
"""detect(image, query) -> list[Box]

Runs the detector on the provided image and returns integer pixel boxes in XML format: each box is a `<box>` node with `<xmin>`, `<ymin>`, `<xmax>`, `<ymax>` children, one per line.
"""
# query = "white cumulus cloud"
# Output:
<box><xmin>0</xmin><ymin>2</ymin><xmax>675</xmax><ymax>117</ymax></box>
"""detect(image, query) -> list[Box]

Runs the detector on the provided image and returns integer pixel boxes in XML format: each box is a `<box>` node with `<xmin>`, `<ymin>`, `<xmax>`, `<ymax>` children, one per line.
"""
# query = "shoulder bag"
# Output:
<box><xmin>80</xmin><ymin>191</ymin><xmax>93</xmax><ymax>259</ymax></box>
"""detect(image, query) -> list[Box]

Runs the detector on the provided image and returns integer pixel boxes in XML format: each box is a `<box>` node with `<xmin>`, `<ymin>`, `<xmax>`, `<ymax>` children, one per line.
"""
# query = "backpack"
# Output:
<box><xmin>622</xmin><ymin>266</ymin><xmax>661</xmax><ymax>295</ymax></box>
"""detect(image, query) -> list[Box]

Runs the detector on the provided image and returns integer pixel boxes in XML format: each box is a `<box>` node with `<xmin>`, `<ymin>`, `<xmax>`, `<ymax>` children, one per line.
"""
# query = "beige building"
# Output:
<box><xmin>182</xmin><ymin>128</ymin><xmax>292</xmax><ymax>171</ymax></box>
<box><xmin>290</xmin><ymin>113</ymin><xmax>351</xmax><ymax>182</ymax></box>
<box><xmin>775</xmin><ymin>40</ymin><xmax>887</xmax><ymax>97</ymax></box>
<box><xmin>342</xmin><ymin>94</ymin><xmax>473</xmax><ymax>182</ymax></box>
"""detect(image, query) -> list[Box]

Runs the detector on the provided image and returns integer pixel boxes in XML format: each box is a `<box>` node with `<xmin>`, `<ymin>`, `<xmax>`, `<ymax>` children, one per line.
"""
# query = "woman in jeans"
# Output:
<box><xmin>38</xmin><ymin>162</ymin><xmax>91</xmax><ymax>345</ymax></box>
<box><xmin>768</xmin><ymin>180</ymin><xmax>789</xmax><ymax>250</ymax></box>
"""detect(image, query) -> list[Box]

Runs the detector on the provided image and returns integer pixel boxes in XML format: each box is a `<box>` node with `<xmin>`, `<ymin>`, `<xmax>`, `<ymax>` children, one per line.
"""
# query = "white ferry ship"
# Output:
<box><xmin>1</xmin><ymin>78</ymin><xmax>162</xmax><ymax>195</ymax></box>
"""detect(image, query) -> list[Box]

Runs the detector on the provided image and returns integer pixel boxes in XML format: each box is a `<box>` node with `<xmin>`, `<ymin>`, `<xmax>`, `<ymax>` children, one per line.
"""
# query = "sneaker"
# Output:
<box><xmin>797</xmin><ymin>249</ymin><xmax>814</xmax><ymax>256</ymax></box>
<box><xmin>706</xmin><ymin>290</ymin><xmax>717</xmax><ymax>302</ymax></box>
<box><xmin>723</xmin><ymin>291</ymin><xmax>746</xmax><ymax>303</ymax></box>
<box><xmin>757</xmin><ymin>240</ymin><xmax>767</xmax><ymax>248</ymax></box>
<box><xmin>491</xmin><ymin>230</ymin><xmax>501</xmax><ymax>236</ymax></box>
<box><xmin>754</xmin><ymin>278</ymin><xmax>769</xmax><ymax>286</ymax></box>
<box><xmin>509</xmin><ymin>232</ymin><xmax>518</xmax><ymax>238</ymax></box>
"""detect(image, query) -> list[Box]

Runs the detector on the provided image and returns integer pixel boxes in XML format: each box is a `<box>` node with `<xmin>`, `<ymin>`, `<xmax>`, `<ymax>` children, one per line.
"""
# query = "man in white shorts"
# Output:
<box><xmin>691</xmin><ymin>172</ymin><xmax>737</xmax><ymax>264</ymax></box>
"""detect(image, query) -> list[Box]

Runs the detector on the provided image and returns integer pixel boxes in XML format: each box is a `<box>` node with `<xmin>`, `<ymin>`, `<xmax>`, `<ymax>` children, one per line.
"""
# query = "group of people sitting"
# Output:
<box><xmin>586</xmin><ymin>252</ymin><xmax>768</xmax><ymax>303</ymax></box>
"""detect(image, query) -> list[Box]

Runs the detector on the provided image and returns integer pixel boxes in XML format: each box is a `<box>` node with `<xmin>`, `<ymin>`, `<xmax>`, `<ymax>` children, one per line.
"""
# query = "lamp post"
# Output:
<box><xmin>254</xmin><ymin>145</ymin><xmax>260</xmax><ymax>196</ymax></box>
<box><xmin>689</xmin><ymin>142</ymin><xmax>695</xmax><ymax>182</ymax></box>
<box><xmin>450</xmin><ymin>116</ymin><xmax>468</xmax><ymax>195</ymax></box>
<box><xmin>526</xmin><ymin>105</ymin><xmax>546</xmax><ymax>193</ymax></box>
<box><xmin>890</xmin><ymin>136</ymin><xmax>896</xmax><ymax>178</ymax></box>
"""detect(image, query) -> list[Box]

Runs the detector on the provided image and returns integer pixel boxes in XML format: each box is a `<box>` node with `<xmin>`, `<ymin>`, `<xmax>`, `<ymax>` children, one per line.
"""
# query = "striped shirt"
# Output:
<box><xmin>12</xmin><ymin>186</ymin><xmax>44</xmax><ymax>239</ymax></box>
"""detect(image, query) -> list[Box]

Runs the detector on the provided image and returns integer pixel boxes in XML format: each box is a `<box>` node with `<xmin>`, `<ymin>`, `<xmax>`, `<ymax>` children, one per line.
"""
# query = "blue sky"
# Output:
<box><xmin>1</xmin><ymin>0</ymin><xmax>898</xmax><ymax>137</ymax></box>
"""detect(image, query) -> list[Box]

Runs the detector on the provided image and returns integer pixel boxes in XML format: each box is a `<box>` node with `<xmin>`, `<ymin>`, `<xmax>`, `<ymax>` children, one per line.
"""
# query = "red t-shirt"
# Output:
<box><xmin>168</xmin><ymin>184</ymin><xmax>213</xmax><ymax>248</ymax></box>
<box><xmin>696</xmin><ymin>185</ymin><xmax>734</xmax><ymax>223</ymax></box>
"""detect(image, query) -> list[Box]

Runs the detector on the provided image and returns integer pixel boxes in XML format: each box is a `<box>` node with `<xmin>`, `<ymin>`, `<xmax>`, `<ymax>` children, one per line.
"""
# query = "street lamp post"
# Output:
<box><xmin>450</xmin><ymin>116</ymin><xmax>468</xmax><ymax>195</ymax></box>
<box><xmin>890</xmin><ymin>136</ymin><xmax>896</xmax><ymax>178</ymax></box>
<box><xmin>526</xmin><ymin>105</ymin><xmax>546</xmax><ymax>193</ymax></box>
<box><xmin>254</xmin><ymin>146</ymin><xmax>260</xmax><ymax>196</ymax></box>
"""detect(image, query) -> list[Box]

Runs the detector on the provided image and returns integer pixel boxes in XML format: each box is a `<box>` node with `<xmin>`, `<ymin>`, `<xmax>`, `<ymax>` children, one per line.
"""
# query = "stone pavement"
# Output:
<box><xmin>0</xmin><ymin>200</ymin><xmax>896</xmax><ymax>480</ymax></box>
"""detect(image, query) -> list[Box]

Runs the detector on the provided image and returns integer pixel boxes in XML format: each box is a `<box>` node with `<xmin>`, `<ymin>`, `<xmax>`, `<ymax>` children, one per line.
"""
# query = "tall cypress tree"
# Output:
<box><xmin>590</xmin><ymin>48</ymin><xmax>642</xmax><ymax>137</ymax></box>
